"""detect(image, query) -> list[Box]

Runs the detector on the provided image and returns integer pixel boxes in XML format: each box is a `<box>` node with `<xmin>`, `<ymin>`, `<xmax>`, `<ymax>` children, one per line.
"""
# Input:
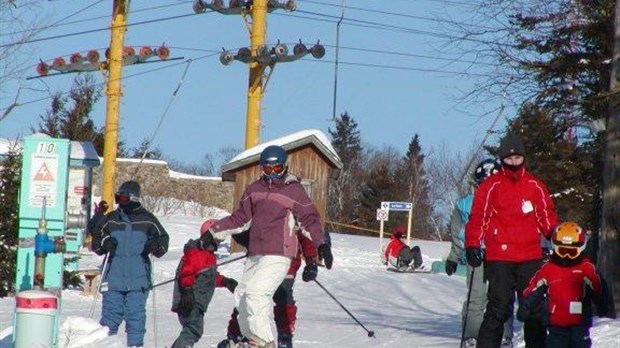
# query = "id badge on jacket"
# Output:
<box><xmin>521</xmin><ymin>200</ymin><xmax>534</xmax><ymax>214</ymax></box>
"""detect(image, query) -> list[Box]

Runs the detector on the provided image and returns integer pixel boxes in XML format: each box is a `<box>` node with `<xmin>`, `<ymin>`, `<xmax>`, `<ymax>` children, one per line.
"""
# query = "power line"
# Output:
<box><xmin>287</xmin><ymin>9</ymin><xmax>517</xmax><ymax>48</ymax></box>
<box><xmin>0</xmin><ymin>10</ymin><xmax>208</xmax><ymax>49</ymax></box>
<box><xmin>4</xmin><ymin>2</ymin><xmax>190</xmax><ymax>37</ymax></box>
<box><xmin>325</xmin><ymin>44</ymin><xmax>500</xmax><ymax>68</ymax></box>
<box><xmin>300</xmin><ymin>0</ymin><xmax>495</xmax><ymax>31</ymax></box>
<box><xmin>50</xmin><ymin>0</ymin><xmax>106</xmax><ymax>28</ymax></box>
<box><xmin>308</xmin><ymin>58</ymin><xmax>496</xmax><ymax>77</ymax></box>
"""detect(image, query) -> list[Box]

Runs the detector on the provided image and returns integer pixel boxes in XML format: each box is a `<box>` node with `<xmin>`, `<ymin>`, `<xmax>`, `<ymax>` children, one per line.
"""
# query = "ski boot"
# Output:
<box><xmin>501</xmin><ymin>337</ymin><xmax>513</xmax><ymax>347</ymax></box>
<box><xmin>277</xmin><ymin>333</ymin><xmax>293</xmax><ymax>348</ymax></box>
<box><xmin>217</xmin><ymin>335</ymin><xmax>246</xmax><ymax>348</ymax></box>
<box><xmin>462</xmin><ymin>338</ymin><xmax>476</xmax><ymax>348</ymax></box>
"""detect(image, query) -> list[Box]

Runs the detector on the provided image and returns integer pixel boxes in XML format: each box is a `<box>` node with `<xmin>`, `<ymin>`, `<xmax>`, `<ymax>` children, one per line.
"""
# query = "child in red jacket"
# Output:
<box><xmin>517</xmin><ymin>222</ymin><xmax>608</xmax><ymax>348</ymax></box>
<box><xmin>170</xmin><ymin>219</ymin><xmax>238</xmax><ymax>348</ymax></box>
<box><xmin>383</xmin><ymin>226</ymin><xmax>422</xmax><ymax>271</ymax></box>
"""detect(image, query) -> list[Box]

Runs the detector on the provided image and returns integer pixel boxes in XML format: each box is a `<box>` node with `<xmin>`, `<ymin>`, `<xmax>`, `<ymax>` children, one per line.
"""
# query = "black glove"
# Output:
<box><xmin>445</xmin><ymin>259</ymin><xmax>458</xmax><ymax>276</ymax></box>
<box><xmin>302</xmin><ymin>258</ymin><xmax>318</xmax><ymax>282</ymax></box>
<box><xmin>318</xmin><ymin>243</ymin><xmax>333</xmax><ymax>270</ymax></box>
<box><xmin>143</xmin><ymin>238</ymin><xmax>163</xmax><ymax>257</ymax></box>
<box><xmin>199</xmin><ymin>231</ymin><xmax>218</xmax><ymax>251</ymax></box>
<box><xmin>465</xmin><ymin>247</ymin><xmax>482</xmax><ymax>268</ymax></box>
<box><xmin>222</xmin><ymin>277</ymin><xmax>238</xmax><ymax>293</ymax></box>
<box><xmin>94</xmin><ymin>200</ymin><xmax>109</xmax><ymax>215</ymax></box>
<box><xmin>101</xmin><ymin>236</ymin><xmax>118</xmax><ymax>253</ymax></box>
<box><xmin>516</xmin><ymin>300</ymin><xmax>531</xmax><ymax>322</ymax></box>
<box><xmin>232</xmin><ymin>231</ymin><xmax>249</xmax><ymax>249</ymax></box>
<box><xmin>179</xmin><ymin>287</ymin><xmax>195</xmax><ymax>313</ymax></box>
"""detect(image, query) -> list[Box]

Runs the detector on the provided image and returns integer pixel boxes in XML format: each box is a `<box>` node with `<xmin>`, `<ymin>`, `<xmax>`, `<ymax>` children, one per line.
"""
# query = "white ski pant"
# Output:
<box><xmin>235</xmin><ymin>255</ymin><xmax>291</xmax><ymax>345</ymax></box>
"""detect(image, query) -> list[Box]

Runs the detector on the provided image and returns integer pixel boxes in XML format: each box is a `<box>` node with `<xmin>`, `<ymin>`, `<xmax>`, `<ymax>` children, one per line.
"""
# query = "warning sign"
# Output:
<box><xmin>33</xmin><ymin>162</ymin><xmax>55</xmax><ymax>181</ymax></box>
<box><xmin>29</xmin><ymin>153</ymin><xmax>59</xmax><ymax>207</ymax></box>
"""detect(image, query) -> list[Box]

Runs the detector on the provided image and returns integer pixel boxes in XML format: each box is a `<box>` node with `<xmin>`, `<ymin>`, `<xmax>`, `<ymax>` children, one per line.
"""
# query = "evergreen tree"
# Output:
<box><xmin>327</xmin><ymin>112</ymin><xmax>364</xmax><ymax>226</ymax></box>
<box><xmin>129</xmin><ymin>138</ymin><xmax>164</xmax><ymax>160</ymax></box>
<box><xmin>357</xmin><ymin>159</ymin><xmax>397</xmax><ymax>233</ymax></box>
<box><xmin>0</xmin><ymin>146</ymin><xmax>21</xmax><ymax>297</ymax></box>
<box><xmin>31</xmin><ymin>74</ymin><xmax>128</xmax><ymax>156</ymax></box>
<box><xmin>397</xmin><ymin>135</ymin><xmax>436</xmax><ymax>239</ymax></box>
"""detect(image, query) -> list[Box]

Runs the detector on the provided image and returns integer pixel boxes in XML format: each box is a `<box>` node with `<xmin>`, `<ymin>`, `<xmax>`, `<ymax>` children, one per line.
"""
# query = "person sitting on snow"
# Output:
<box><xmin>383</xmin><ymin>226</ymin><xmax>422</xmax><ymax>270</ymax></box>
<box><xmin>170</xmin><ymin>219</ymin><xmax>238</xmax><ymax>348</ymax></box>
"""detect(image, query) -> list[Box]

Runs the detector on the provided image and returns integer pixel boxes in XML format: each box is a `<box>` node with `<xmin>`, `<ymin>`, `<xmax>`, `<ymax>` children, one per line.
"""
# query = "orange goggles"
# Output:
<box><xmin>262</xmin><ymin>164</ymin><xmax>285</xmax><ymax>175</ymax></box>
<box><xmin>555</xmin><ymin>246</ymin><xmax>580</xmax><ymax>259</ymax></box>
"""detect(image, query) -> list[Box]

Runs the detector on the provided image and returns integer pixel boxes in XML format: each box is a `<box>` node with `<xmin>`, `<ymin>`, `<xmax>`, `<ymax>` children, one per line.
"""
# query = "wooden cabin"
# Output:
<box><xmin>221</xmin><ymin>129</ymin><xmax>343</xmax><ymax>228</ymax></box>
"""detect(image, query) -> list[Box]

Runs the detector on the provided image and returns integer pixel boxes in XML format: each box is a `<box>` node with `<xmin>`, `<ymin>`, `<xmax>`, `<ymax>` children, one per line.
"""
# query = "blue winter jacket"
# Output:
<box><xmin>90</xmin><ymin>205</ymin><xmax>169</xmax><ymax>291</ymax></box>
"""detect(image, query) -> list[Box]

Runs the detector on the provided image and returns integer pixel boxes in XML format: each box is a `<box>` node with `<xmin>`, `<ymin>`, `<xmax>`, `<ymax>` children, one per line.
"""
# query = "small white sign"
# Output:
<box><xmin>376</xmin><ymin>208</ymin><xmax>389</xmax><ymax>221</ymax></box>
<box><xmin>29</xmin><ymin>152</ymin><xmax>59</xmax><ymax>208</ymax></box>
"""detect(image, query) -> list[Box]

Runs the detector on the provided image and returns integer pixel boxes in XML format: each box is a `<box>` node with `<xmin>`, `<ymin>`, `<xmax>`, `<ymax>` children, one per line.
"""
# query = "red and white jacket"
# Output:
<box><xmin>465</xmin><ymin>166</ymin><xmax>558</xmax><ymax>262</ymax></box>
<box><xmin>522</xmin><ymin>258</ymin><xmax>601</xmax><ymax>327</ymax></box>
<box><xmin>178</xmin><ymin>246</ymin><xmax>226</xmax><ymax>288</ymax></box>
<box><xmin>384</xmin><ymin>235</ymin><xmax>407</xmax><ymax>266</ymax></box>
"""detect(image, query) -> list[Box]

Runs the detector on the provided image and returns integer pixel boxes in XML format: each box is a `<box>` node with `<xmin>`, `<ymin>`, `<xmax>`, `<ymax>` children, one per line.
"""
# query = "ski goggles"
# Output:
<box><xmin>261</xmin><ymin>163</ymin><xmax>285</xmax><ymax>175</ymax></box>
<box><xmin>554</xmin><ymin>245</ymin><xmax>580</xmax><ymax>259</ymax></box>
<box><xmin>114</xmin><ymin>191</ymin><xmax>139</xmax><ymax>204</ymax></box>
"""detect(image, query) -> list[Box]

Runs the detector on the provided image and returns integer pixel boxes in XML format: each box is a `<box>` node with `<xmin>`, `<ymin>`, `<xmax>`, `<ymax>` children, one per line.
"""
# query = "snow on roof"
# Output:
<box><xmin>0</xmin><ymin>135</ymin><xmax>99</xmax><ymax>162</ymax></box>
<box><xmin>113</xmin><ymin>157</ymin><xmax>169</xmax><ymax>165</ymax></box>
<box><xmin>168</xmin><ymin>169</ymin><xmax>221</xmax><ymax>181</ymax></box>
<box><xmin>224</xmin><ymin>129</ymin><xmax>342</xmax><ymax>172</ymax></box>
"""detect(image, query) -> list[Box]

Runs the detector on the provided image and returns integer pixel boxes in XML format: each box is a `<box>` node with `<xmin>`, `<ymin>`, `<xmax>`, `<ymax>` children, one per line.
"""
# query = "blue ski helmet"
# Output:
<box><xmin>259</xmin><ymin>145</ymin><xmax>288</xmax><ymax>179</ymax></box>
<box><xmin>473</xmin><ymin>158</ymin><xmax>500</xmax><ymax>185</ymax></box>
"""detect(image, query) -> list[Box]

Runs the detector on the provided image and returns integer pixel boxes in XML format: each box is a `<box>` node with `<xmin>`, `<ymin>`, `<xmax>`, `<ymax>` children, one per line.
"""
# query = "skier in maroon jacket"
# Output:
<box><xmin>518</xmin><ymin>222</ymin><xmax>608</xmax><ymax>348</ymax></box>
<box><xmin>465</xmin><ymin>133</ymin><xmax>559</xmax><ymax>348</ymax></box>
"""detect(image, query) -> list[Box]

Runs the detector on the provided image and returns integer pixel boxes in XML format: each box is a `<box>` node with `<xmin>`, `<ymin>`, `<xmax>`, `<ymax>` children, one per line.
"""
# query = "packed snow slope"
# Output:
<box><xmin>1</xmin><ymin>214</ymin><xmax>618</xmax><ymax>347</ymax></box>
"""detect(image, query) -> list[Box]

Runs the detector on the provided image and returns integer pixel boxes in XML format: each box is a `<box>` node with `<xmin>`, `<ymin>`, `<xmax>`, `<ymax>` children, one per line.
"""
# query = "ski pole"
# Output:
<box><xmin>151</xmin><ymin>255</ymin><xmax>159</xmax><ymax>348</ymax></box>
<box><xmin>150</xmin><ymin>254</ymin><xmax>247</xmax><ymax>290</ymax></box>
<box><xmin>314</xmin><ymin>279</ymin><xmax>376</xmax><ymax>338</ymax></box>
<box><xmin>460</xmin><ymin>267</ymin><xmax>476</xmax><ymax>348</ymax></box>
<box><xmin>89</xmin><ymin>252</ymin><xmax>109</xmax><ymax>318</ymax></box>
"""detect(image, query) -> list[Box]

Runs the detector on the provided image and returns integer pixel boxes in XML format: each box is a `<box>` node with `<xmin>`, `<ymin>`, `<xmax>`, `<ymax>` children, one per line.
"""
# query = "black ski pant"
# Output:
<box><xmin>546</xmin><ymin>325</ymin><xmax>592</xmax><ymax>348</ymax></box>
<box><xmin>477</xmin><ymin>260</ymin><xmax>544</xmax><ymax>348</ymax></box>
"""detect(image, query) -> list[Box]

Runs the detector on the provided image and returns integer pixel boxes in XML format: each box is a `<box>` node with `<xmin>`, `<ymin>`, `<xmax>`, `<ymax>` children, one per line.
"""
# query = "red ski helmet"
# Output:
<box><xmin>200</xmin><ymin>219</ymin><xmax>217</xmax><ymax>236</ymax></box>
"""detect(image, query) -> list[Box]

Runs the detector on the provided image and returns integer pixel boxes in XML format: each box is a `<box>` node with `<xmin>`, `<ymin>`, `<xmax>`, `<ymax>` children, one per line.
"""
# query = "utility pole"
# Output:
<box><xmin>101</xmin><ymin>0</ymin><xmax>128</xmax><ymax>207</ymax></box>
<box><xmin>245</xmin><ymin>0</ymin><xmax>268</xmax><ymax>149</ymax></box>
<box><xmin>193</xmin><ymin>0</ymin><xmax>323</xmax><ymax>149</ymax></box>
<box><xmin>600</xmin><ymin>0</ymin><xmax>620</xmax><ymax>317</ymax></box>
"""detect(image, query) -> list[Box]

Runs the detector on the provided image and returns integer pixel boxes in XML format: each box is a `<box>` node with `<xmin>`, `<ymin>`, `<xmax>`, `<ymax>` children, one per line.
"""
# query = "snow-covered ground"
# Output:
<box><xmin>1</xmin><ymin>213</ymin><xmax>618</xmax><ymax>347</ymax></box>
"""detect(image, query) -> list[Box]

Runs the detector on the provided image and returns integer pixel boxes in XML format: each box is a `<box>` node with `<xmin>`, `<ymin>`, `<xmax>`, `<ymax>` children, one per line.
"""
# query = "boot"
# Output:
<box><xmin>277</xmin><ymin>333</ymin><xmax>293</xmax><ymax>348</ymax></box>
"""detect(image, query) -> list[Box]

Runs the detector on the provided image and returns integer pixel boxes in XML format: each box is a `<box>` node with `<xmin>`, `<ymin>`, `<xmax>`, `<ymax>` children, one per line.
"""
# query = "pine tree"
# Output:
<box><xmin>397</xmin><ymin>135</ymin><xmax>436</xmax><ymax>239</ymax></box>
<box><xmin>129</xmin><ymin>138</ymin><xmax>164</xmax><ymax>160</ymax></box>
<box><xmin>357</xmin><ymin>160</ymin><xmax>397</xmax><ymax>233</ymax></box>
<box><xmin>327</xmin><ymin>112</ymin><xmax>364</xmax><ymax>226</ymax></box>
<box><xmin>31</xmin><ymin>74</ymin><xmax>127</xmax><ymax>156</ymax></box>
<box><xmin>0</xmin><ymin>146</ymin><xmax>21</xmax><ymax>297</ymax></box>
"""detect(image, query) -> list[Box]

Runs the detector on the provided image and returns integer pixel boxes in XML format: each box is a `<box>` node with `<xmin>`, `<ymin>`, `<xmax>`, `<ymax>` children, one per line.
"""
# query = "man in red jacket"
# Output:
<box><xmin>464</xmin><ymin>133</ymin><xmax>559</xmax><ymax>348</ymax></box>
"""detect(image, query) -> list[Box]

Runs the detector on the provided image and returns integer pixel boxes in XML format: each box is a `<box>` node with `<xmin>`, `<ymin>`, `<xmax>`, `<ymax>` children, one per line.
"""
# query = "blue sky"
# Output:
<box><xmin>1</xmin><ymin>0</ymin><xmax>508</xmax><ymax>165</ymax></box>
